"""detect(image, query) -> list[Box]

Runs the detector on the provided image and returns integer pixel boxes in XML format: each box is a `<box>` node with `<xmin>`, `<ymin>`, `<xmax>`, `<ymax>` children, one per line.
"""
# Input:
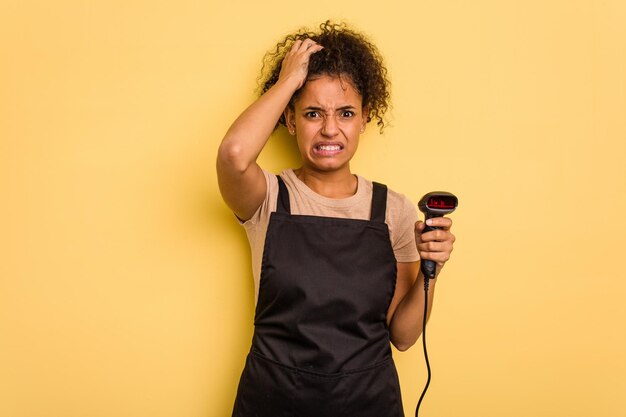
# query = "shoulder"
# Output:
<box><xmin>386</xmin><ymin>187</ymin><xmax>418</xmax><ymax>221</ymax></box>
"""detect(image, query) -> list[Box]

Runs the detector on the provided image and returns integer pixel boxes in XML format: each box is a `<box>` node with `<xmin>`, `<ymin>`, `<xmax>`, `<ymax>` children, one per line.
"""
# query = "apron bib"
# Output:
<box><xmin>233</xmin><ymin>176</ymin><xmax>404</xmax><ymax>417</ymax></box>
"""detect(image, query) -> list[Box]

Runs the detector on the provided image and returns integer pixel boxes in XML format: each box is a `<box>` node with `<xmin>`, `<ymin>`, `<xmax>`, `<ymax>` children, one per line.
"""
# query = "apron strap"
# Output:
<box><xmin>371</xmin><ymin>182</ymin><xmax>388</xmax><ymax>223</ymax></box>
<box><xmin>276</xmin><ymin>175</ymin><xmax>291</xmax><ymax>214</ymax></box>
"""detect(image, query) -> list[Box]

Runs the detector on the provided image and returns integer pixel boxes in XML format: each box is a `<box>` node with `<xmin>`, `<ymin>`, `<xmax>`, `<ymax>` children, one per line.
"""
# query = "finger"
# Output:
<box><xmin>301</xmin><ymin>38</ymin><xmax>316</xmax><ymax>49</ymax></box>
<box><xmin>300</xmin><ymin>41</ymin><xmax>323</xmax><ymax>58</ymax></box>
<box><xmin>420</xmin><ymin>229</ymin><xmax>455</xmax><ymax>243</ymax></box>
<box><xmin>290</xmin><ymin>39</ymin><xmax>303</xmax><ymax>53</ymax></box>
<box><xmin>425</xmin><ymin>216</ymin><xmax>453</xmax><ymax>230</ymax></box>
<box><xmin>308</xmin><ymin>44</ymin><xmax>324</xmax><ymax>54</ymax></box>
<box><xmin>292</xmin><ymin>38</ymin><xmax>314</xmax><ymax>54</ymax></box>
<box><xmin>419</xmin><ymin>250</ymin><xmax>451</xmax><ymax>265</ymax></box>
<box><xmin>417</xmin><ymin>240</ymin><xmax>454</xmax><ymax>253</ymax></box>
<box><xmin>418</xmin><ymin>240</ymin><xmax>454</xmax><ymax>254</ymax></box>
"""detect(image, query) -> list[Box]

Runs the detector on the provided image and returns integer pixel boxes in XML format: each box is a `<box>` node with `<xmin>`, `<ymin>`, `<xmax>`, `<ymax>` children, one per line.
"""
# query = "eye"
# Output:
<box><xmin>305</xmin><ymin>111</ymin><xmax>321</xmax><ymax>118</ymax></box>
<box><xmin>340</xmin><ymin>110</ymin><xmax>355</xmax><ymax>118</ymax></box>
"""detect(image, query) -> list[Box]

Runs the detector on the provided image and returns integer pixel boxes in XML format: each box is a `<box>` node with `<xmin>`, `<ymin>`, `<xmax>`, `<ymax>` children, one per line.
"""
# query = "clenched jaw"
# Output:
<box><xmin>313</xmin><ymin>142</ymin><xmax>344</xmax><ymax>156</ymax></box>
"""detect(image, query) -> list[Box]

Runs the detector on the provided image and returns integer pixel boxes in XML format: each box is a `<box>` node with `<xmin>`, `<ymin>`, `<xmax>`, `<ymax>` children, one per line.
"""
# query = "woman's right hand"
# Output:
<box><xmin>278</xmin><ymin>39</ymin><xmax>324</xmax><ymax>90</ymax></box>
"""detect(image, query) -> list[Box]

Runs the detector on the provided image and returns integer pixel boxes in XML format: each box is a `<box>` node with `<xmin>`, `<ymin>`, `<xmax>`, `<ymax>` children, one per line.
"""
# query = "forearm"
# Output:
<box><xmin>216</xmin><ymin>78</ymin><xmax>299</xmax><ymax>220</ymax></box>
<box><xmin>389</xmin><ymin>269</ymin><xmax>438</xmax><ymax>351</ymax></box>
<box><xmin>218</xmin><ymin>77</ymin><xmax>300</xmax><ymax>172</ymax></box>
<box><xmin>388</xmin><ymin>215</ymin><xmax>455</xmax><ymax>351</ymax></box>
<box><xmin>216</xmin><ymin>39</ymin><xmax>323</xmax><ymax>220</ymax></box>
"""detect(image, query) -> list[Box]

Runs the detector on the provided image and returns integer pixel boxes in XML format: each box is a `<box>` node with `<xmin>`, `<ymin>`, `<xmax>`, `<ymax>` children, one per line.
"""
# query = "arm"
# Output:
<box><xmin>216</xmin><ymin>39</ymin><xmax>323</xmax><ymax>221</ymax></box>
<box><xmin>387</xmin><ymin>217</ymin><xmax>455</xmax><ymax>351</ymax></box>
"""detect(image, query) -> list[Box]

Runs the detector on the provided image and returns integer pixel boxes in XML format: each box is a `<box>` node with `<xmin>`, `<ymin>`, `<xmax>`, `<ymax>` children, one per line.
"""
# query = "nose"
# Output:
<box><xmin>321</xmin><ymin>115</ymin><xmax>339</xmax><ymax>137</ymax></box>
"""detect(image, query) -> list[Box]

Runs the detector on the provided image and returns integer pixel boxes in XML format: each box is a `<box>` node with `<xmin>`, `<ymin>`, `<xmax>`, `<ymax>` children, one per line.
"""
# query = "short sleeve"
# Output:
<box><xmin>388</xmin><ymin>193</ymin><xmax>420</xmax><ymax>263</ymax></box>
<box><xmin>240</xmin><ymin>170</ymin><xmax>278</xmax><ymax>227</ymax></box>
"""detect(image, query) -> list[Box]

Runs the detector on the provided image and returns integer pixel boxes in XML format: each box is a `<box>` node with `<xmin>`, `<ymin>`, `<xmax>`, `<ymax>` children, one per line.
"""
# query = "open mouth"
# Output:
<box><xmin>313</xmin><ymin>143</ymin><xmax>344</xmax><ymax>156</ymax></box>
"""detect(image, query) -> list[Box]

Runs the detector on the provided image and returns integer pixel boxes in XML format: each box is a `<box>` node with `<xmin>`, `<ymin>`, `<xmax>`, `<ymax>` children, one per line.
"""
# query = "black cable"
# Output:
<box><xmin>415</xmin><ymin>277</ymin><xmax>431</xmax><ymax>417</ymax></box>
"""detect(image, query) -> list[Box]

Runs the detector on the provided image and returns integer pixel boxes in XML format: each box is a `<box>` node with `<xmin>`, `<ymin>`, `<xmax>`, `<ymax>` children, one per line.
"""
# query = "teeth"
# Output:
<box><xmin>318</xmin><ymin>145</ymin><xmax>341</xmax><ymax>151</ymax></box>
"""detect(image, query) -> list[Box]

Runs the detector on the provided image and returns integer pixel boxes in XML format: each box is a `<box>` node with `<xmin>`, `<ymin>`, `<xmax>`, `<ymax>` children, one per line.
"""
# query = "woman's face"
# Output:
<box><xmin>285</xmin><ymin>75</ymin><xmax>367</xmax><ymax>175</ymax></box>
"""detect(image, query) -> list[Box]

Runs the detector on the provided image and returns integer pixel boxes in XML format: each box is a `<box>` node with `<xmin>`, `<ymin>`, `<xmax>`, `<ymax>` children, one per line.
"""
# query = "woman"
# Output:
<box><xmin>217</xmin><ymin>21</ymin><xmax>455</xmax><ymax>417</ymax></box>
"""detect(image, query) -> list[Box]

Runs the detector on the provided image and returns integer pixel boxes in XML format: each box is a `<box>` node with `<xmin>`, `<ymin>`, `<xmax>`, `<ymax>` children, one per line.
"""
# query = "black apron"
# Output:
<box><xmin>232</xmin><ymin>176</ymin><xmax>404</xmax><ymax>417</ymax></box>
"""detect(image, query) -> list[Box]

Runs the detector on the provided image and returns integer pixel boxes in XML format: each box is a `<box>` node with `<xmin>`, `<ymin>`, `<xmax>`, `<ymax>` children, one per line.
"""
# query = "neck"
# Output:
<box><xmin>294</xmin><ymin>166</ymin><xmax>357</xmax><ymax>199</ymax></box>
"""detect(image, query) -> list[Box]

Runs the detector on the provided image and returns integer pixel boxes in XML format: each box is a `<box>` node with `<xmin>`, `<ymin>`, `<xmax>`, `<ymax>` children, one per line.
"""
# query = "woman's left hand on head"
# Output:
<box><xmin>415</xmin><ymin>217</ymin><xmax>455</xmax><ymax>268</ymax></box>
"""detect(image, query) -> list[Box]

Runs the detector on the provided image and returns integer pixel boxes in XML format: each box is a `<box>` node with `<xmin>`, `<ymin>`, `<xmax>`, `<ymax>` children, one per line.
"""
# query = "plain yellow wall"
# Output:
<box><xmin>1</xmin><ymin>1</ymin><xmax>625</xmax><ymax>416</ymax></box>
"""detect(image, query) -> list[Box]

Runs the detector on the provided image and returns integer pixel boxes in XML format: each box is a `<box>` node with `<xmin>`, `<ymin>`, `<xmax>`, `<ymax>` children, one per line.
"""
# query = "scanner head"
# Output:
<box><xmin>418</xmin><ymin>192</ymin><xmax>458</xmax><ymax>217</ymax></box>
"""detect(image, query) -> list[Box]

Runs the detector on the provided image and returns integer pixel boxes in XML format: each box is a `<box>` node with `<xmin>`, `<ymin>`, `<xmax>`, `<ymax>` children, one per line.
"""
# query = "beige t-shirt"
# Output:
<box><xmin>242</xmin><ymin>169</ymin><xmax>420</xmax><ymax>303</ymax></box>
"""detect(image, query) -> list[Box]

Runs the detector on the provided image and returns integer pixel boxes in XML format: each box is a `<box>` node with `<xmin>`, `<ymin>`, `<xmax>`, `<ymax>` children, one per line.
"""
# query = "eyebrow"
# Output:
<box><xmin>302</xmin><ymin>105</ymin><xmax>357</xmax><ymax>112</ymax></box>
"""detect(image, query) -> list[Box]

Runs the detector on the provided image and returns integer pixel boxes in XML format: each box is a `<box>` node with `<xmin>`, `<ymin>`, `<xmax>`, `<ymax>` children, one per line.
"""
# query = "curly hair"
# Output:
<box><xmin>259</xmin><ymin>21</ymin><xmax>391</xmax><ymax>132</ymax></box>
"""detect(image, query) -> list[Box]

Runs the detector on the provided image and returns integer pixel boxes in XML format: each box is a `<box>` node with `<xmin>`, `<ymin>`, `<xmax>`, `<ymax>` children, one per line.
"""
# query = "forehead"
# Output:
<box><xmin>294</xmin><ymin>75</ymin><xmax>363</xmax><ymax>108</ymax></box>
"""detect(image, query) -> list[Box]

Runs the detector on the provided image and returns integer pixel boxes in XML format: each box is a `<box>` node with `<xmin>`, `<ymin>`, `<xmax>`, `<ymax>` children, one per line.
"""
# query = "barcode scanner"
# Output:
<box><xmin>415</xmin><ymin>191</ymin><xmax>458</xmax><ymax>417</ymax></box>
<box><xmin>418</xmin><ymin>192</ymin><xmax>458</xmax><ymax>279</ymax></box>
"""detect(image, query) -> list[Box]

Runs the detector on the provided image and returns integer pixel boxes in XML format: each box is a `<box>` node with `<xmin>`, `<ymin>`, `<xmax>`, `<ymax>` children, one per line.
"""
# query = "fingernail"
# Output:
<box><xmin>426</xmin><ymin>219</ymin><xmax>433</xmax><ymax>226</ymax></box>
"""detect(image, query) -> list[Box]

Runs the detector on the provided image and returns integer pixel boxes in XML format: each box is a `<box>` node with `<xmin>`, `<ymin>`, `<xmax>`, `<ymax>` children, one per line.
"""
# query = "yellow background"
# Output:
<box><xmin>1</xmin><ymin>1</ymin><xmax>625</xmax><ymax>416</ymax></box>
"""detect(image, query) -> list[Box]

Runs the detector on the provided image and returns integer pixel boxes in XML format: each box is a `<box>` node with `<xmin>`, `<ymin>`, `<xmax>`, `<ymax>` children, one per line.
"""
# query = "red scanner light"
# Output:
<box><xmin>427</xmin><ymin>196</ymin><xmax>456</xmax><ymax>210</ymax></box>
